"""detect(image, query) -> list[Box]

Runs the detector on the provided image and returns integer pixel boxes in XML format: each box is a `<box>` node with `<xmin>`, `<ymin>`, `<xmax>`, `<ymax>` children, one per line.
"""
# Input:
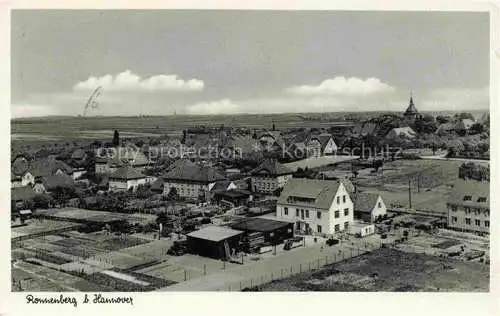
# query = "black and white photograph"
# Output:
<box><xmin>8</xmin><ymin>6</ymin><xmax>495</xmax><ymax>298</ymax></box>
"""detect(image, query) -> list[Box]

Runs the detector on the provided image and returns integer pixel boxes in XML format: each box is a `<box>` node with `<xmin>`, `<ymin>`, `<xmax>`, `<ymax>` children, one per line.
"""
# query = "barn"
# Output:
<box><xmin>186</xmin><ymin>226</ymin><xmax>245</xmax><ymax>260</ymax></box>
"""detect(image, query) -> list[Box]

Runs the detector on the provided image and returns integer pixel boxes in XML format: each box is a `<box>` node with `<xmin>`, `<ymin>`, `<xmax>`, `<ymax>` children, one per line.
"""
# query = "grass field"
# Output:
<box><xmin>357</xmin><ymin>159</ymin><xmax>463</xmax><ymax>189</ymax></box>
<box><xmin>12</xmin><ymin>261</ymin><xmax>108</xmax><ymax>292</ymax></box>
<box><xmin>11</xmin><ymin>220</ymin><xmax>82</xmax><ymax>240</ymax></box>
<box><xmin>11</xmin><ymin>113</ymin><xmax>355</xmax><ymax>147</ymax></box>
<box><xmin>244</xmin><ymin>248</ymin><xmax>489</xmax><ymax>292</ymax></box>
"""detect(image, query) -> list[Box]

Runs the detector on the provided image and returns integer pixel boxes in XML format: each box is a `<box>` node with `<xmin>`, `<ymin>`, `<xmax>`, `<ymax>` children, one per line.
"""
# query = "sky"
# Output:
<box><xmin>11</xmin><ymin>10</ymin><xmax>490</xmax><ymax>117</ymax></box>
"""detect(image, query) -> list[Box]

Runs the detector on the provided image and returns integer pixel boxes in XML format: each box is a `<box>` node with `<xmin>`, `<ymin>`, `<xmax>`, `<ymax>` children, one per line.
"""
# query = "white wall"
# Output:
<box><xmin>327</xmin><ymin>183</ymin><xmax>354</xmax><ymax>234</ymax></box>
<box><xmin>276</xmin><ymin>183</ymin><xmax>354</xmax><ymax>235</ymax></box>
<box><xmin>323</xmin><ymin>138</ymin><xmax>338</xmax><ymax>155</ymax></box>
<box><xmin>251</xmin><ymin>174</ymin><xmax>292</xmax><ymax>194</ymax></box>
<box><xmin>370</xmin><ymin>196</ymin><xmax>387</xmax><ymax>222</ymax></box>
<box><xmin>164</xmin><ymin>181</ymin><xmax>212</xmax><ymax>199</ymax></box>
<box><xmin>109</xmin><ymin>178</ymin><xmax>147</xmax><ymax>192</ymax></box>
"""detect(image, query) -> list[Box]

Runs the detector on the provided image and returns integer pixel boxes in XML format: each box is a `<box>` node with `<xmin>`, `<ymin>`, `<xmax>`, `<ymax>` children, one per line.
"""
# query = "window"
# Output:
<box><xmin>334</xmin><ymin>224</ymin><xmax>340</xmax><ymax>232</ymax></box>
<box><xmin>317</xmin><ymin>225</ymin><xmax>322</xmax><ymax>233</ymax></box>
<box><xmin>335</xmin><ymin>211</ymin><xmax>340</xmax><ymax>218</ymax></box>
<box><xmin>463</xmin><ymin>195</ymin><xmax>472</xmax><ymax>201</ymax></box>
<box><xmin>317</xmin><ymin>211</ymin><xmax>322</xmax><ymax>219</ymax></box>
<box><xmin>475</xmin><ymin>219</ymin><xmax>480</xmax><ymax>226</ymax></box>
<box><xmin>344</xmin><ymin>208</ymin><xmax>349</xmax><ymax>216</ymax></box>
<box><xmin>284</xmin><ymin>207</ymin><xmax>288</xmax><ymax>215</ymax></box>
<box><xmin>343</xmin><ymin>195</ymin><xmax>346</xmax><ymax>203</ymax></box>
<box><xmin>465</xmin><ymin>218</ymin><xmax>471</xmax><ymax>225</ymax></box>
<box><xmin>464</xmin><ymin>207</ymin><xmax>471</xmax><ymax>214</ymax></box>
<box><xmin>296</xmin><ymin>209</ymin><xmax>299</xmax><ymax>217</ymax></box>
<box><xmin>452</xmin><ymin>216</ymin><xmax>457</xmax><ymax>223</ymax></box>
<box><xmin>451</xmin><ymin>206</ymin><xmax>457</xmax><ymax>212</ymax></box>
<box><xmin>301</xmin><ymin>209</ymin><xmax>305</xmax><ymax>219</ymax></box>
<box><xmin>378</xmin><ymin>202</ymin><xmax>382</xmax><ymax>208</ymax></box>
<box><xmin>485</xmin><ymin>220</ymin><xmax>490</xmax><ymax>228</ymax></box>
<box><xmin>477</xmin><ymin>197</ymin><xmax>487</xmax><ymax>203</ymax></box>
<box><xmin>306</xmin><ymin>210</ymin><xmax>309</xmax><ymax>218</ymax></box>
<box><xmin>337</xmin><ymin>196</ymin><xmax>340</xmax><ymax>204</ymax></box>
<box><xmin>344</xmin><ymin>222</ymin><xmax>349</xmax><ymax>230</ymax></box>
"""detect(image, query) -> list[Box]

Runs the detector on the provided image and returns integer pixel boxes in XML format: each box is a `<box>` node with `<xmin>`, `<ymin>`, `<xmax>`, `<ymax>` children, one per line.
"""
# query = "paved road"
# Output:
<box><xmin>157</xmin><ymin>235</ymin><xmax>382</xmax><ymax>291</ymax></box>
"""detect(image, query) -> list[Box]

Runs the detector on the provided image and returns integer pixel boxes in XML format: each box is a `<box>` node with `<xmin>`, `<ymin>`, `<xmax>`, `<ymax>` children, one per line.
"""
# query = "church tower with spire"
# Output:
<box><xmin>403</xmin><ymin>92</ymin><xmax>420</xmax><ymax>122</ymax></box>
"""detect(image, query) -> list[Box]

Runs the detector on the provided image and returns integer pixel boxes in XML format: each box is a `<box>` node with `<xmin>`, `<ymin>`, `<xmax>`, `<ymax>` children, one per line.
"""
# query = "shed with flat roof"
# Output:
<box><xmin>186</xmin><ymin>226</ymin><xmax>244</xmax><ymax>259</ymax></box>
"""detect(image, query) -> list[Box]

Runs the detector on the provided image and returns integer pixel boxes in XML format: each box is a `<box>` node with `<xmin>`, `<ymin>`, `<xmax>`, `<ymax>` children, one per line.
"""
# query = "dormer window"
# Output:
<box><xmin>477</xmin><ymin>197</ymin><xmax>487</xmax><ymax>203</ymax></box>
<box><xmin>463</xmin><ymin>195</ymin><xmax>472</xmax><ymax>201</ymax></box>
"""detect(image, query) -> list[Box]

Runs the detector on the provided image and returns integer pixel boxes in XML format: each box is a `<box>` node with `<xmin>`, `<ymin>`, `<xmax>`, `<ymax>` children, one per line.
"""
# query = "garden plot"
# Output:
<box><xmin>12</xmin><ymin>261</ymin><xmax>105</xmax><ymax>292</ymax></box>
<box><xmin>86</xmin><ymin>239</ymin><xmax>172</xmax><ymax>270</ymax></box>
<box><xmin>245</xmin><ymin>248</ymin><xmax>489</xmax><ymax>292</ymax></box>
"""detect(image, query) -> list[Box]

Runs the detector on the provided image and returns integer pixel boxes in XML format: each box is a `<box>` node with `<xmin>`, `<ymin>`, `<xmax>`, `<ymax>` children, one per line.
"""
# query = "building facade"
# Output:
<box><xmin>276</xmin><ymin>178</ymin><xmax>354</xmax><ymax>235</ymax></box>
<box><xmin>447</xmin><ymin>180</ymin><xmax>489</xmax><ymax>235</ymax></box>
<box><xmin>108</xmin><ymin>166</ymin><xmax>149</xmax><ymax>192</ymax></box>
<box><xmin>163</xmin><ymin>160</ymin><xmax>226</xmax><ymax>201</ymax></box>
<box><xmin>250</xmin><ymin>159</ymin><xmax>293</xmax><ymax>194</ymax></box>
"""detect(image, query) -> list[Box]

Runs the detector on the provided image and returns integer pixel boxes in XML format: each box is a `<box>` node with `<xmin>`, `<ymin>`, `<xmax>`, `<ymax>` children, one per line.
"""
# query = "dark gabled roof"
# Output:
<box><xmin>163</xmin><ymin>160</ymin><xmax>226</xmax><ymax>183</ymax></box>
<box><xmin>230</xmin><ymin>217</ymin><xmax>291</xmax><ymax>232</ymax></box>
<box><xmin>339</xmin><ymin>179</ymin><xmax>355</xmax><ymax>194</ymax></box>
<box><xmin>13</xmin><ymin>158</ymin><xmax>74</xmax><ymax>178</ymax></box>
<box><xmin>11</xmin><ymin>186</ymin><xmax>36</xmax><ymax>201</ymax></box>
<box><xmin>95</xmin><ymin>146</ymin><xmax>149</xmax><ymax>167</ymax></box>
<box><xmin>109</xmin><ymin>165</ymin><xmax>146</xmax><ymax>180</ymax></box>
<box><xmin>447</xmin><ymin>179</ymin><xmax>489</xmax><ymax>208</ymax></box>
<box><xmin>353</xmin><ymin>192</ymin><xmax>381</xmax><ymax>214</ymax></box>
<box><xmin>250</xmin><ymin>159</ymin><xmax>293</xmax><ymax>176</ymax></box>
<box><xmin>228</xmin><ymin>135</ymin><xmax>261</xmax><ymax>154</ymax></box>
<box><xmin>41</xmin><ymin>174</ymin><xmax>75</xmax><ymax>190</ymax></box>
<box><xmin>210</xmin><ymin>180</ymin><xmax>233</xmax><ymax>192</ymax></box>
<box><xmin>278</xmin><ymin>178</ymin><xmax>342</xmax><ymax>210</ymax></box>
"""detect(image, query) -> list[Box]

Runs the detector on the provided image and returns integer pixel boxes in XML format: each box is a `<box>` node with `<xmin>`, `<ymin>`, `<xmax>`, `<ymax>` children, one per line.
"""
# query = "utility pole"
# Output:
<box><xmin>408</xmin><ymin>177</ymin><xmax>412</xmax><ymax>209</ymax></box>
<box><xmin>417</xmin><ymin>174</ymin><xmax>421</xmax><ymax>193</ymax></box>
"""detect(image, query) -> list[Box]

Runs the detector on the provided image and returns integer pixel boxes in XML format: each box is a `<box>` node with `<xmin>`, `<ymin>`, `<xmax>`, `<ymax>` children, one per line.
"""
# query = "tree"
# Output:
<box><xmin>413</xmin><ymin>115</ymin><xmax>437</xmax><ymax>134</ymax></box>
<box><xmin>167</xmin><ymin>187</ymin><xmax>179</xmax><ymax>200</ymax></box>
<box><xmin>455</xmin><ymin>112</ymin><xmax>475</xmax><ymax>121</ymax></box>
<box><xmin>469</xmin><ymin>123</ymin><xmax>485</xmax><ymax>135</ymax></box>
<box><xmin>51</xmin><ymin>186</ymin><xmax>76</xmax><ymax>208</ymax></box>
<box><xmin>436</xmin><ymin>115</ymin><xmax>451</xmax><ymax>125</ymax></box>
<box><xmin>447</xmin><ymin>139</ymin><xmax>465</xmax><ymax>158</ymax></box>
<box><xmin>112</xmin><ymin>130</ymin><xmax>120</xmax><ymax>146</ymax></box>
<box><xmin>33</xmin><ymin>194</ymin><xmax>51</xmax><ymax>209</ymax></box>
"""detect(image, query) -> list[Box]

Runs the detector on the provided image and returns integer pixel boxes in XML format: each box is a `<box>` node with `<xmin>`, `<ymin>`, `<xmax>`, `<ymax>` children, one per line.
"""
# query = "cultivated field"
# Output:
<box><xmin>245</xmin><ymin>248</ymin><xmax>489</xmax><ymax>292</ymax></box>
<box><xmin>11</xmin><ymin>219</ymin><xmax>82</xmax><ymax>240</ymax></box>
<box><xmin>37</xmin><ymin>208</ymin><xmax>156</xmax><ymax>224</ymax></box>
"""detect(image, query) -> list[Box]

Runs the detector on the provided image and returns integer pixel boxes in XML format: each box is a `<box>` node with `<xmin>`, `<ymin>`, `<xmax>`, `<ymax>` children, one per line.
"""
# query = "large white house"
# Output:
<box><xmin>249</xmin><ymin>159</ymin><xmax>293</xmax><ymax>194</ymax></box>
<box><xmin>276</xmin><ymin>178</ymin><xmax>354</xmax><ymax>235</ymax></box>
<box><xmin>108</xmin><ymin>165</ymin><xmax>151</xmax><ymax>192</ymax></box>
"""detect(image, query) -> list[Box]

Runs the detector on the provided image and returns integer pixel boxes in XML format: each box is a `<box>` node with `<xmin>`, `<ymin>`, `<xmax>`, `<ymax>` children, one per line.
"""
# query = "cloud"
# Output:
<box><xmin>287</xmin><ymin>76</ymin><xmax>395</xmax><ymax>96</ymax></box>
<box><xmin>186</xmin><ymin>99</ymin><xmax>242</xmax><ymax>115</ymax></box>
<box><xmin>73</xmin><ymin>70</ymin><xmax>204</xmax><ymax>92</ymax></box>
<box><xmin>183</xmin><ymin>94</ymin><xmax>404</xmax><ymax>115</ymax></box>
<box><xmin>11</xmin><ymin>104</ymin><xmax>59</xmax><ymax>118</ymax></box>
